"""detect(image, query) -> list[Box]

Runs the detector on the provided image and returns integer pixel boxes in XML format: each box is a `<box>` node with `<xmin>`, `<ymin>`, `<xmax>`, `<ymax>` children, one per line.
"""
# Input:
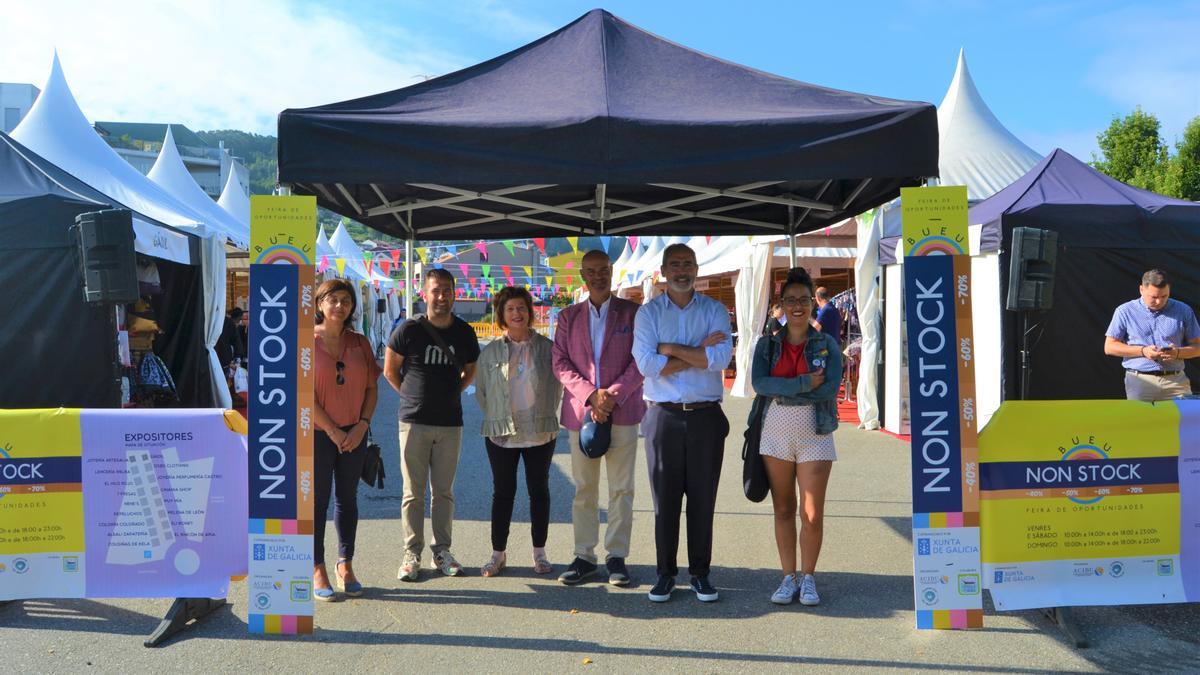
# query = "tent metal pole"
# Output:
<box><xmin>788</xmin><ymin>205</ymin><xmax>797</xmax><ymax>268</ymax></box>
<box><xmin>405</xmin><ymin>220</ymin><xmax>415</xmax><ymax>319</ymax></box>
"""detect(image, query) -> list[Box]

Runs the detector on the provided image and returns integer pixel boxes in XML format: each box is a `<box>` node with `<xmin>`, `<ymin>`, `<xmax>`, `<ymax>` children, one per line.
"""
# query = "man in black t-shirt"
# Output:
<box><xmin>384</xmin><ymin>269</ymin><xmax>480</xmax><ymax>581</ymax></box>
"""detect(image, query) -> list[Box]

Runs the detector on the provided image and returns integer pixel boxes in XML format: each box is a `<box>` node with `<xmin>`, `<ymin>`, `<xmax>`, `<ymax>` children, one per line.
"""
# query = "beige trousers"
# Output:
<box><xmin>399</xmin><ymin>422</ymin><xmax>463</xmax><ymax>556</ymax></box>
<box><xmin>1124</xmin><ymin>371</ymin><xmax>1192</xmax><ymax>402</ymax></box>
<box><xmin>568</xmin><ymin>424</ymin><xmax>639</xmax><ymax>564</ymax></box>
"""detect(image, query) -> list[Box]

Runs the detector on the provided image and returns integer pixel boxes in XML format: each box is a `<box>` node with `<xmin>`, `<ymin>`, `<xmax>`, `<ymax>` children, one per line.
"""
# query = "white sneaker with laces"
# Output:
<box><xmin>771</xmin><ymin>574</ymin><xmax>799</xmax><ymax>605</ymax></box>
<box><xmin>434</xmin><ymin>549</ymin><xmax>465</xmax><ymax>576</ymax></box>
<box><xmin>799</xmin><ymin>574</ymin><xmax>820</xmax><ymax>606</ymax></box>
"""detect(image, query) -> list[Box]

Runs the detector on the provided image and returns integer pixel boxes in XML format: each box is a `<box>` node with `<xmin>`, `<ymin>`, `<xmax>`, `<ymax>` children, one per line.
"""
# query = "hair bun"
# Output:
<box><xmin>785</xmin><ymin>267</ymin><xmax>812</xmax><ymax>286</ymax></box>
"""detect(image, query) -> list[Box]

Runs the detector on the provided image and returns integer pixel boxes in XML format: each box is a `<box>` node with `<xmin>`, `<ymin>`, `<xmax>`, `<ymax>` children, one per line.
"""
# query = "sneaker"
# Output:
<box><xmin>433</xmin><ymin>550</ymin><xmax>465</xmax><ymax>577</ymax></box>
<box><xmin>648</xmin><ymin>575</ymin><xmax>675</xmax><ymax>602</ymax></box>
<box><xmin>771</xmin><ymin>574</ymin><xmax>799</xmax><ymax>605</ymax></box>
<box><xmin>606</xmin><ymin>557</ymin><xmax>631</xmax><ymax>587</ymax></box>
<box><xmin>397</xmin><ymin>552</ymin><xmax>420</xmax><ymax>582</ymax></box>
<box><xmin>689</xmin><ymin>575</ymin><xmax>719</xmax><ymax>602</ymax></box>
<box><xmin>558</xmin><ymin>557</ymin><xmax>598</xmax><ymax>585</ymax></box>
<box><xmin>799</xmin><ymin>574</ymin><xmax>820</xmax><ymax>606</ymax></box>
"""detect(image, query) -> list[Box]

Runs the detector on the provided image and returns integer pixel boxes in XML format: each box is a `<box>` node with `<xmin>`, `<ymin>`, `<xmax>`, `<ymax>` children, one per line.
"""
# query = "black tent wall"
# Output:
<box><xmin>1</xmin><ymin>195</ymin><xmax>116</xmax><ymax>407</ymax></box>
<box><xmin>998</xmin><ymin>219</ymin><xmax>1200</xmax><ymax>401</ymax></box>
<box><xmin>151</xmin><ymin>259</ymin><xmax>214</xmax><ymax>408</ymax></box>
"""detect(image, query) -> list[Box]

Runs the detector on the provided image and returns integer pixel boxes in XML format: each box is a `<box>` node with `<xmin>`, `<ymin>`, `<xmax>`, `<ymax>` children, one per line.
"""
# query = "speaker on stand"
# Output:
<box><xmin>1005</xmin><ymin>226</ymin><xmax>1058</xmax><ymax>400</ymax></box>
<box><xmin>73</xmin><ymin>209</ymin><xmax>138</xmax><ymax>407</ymax></box>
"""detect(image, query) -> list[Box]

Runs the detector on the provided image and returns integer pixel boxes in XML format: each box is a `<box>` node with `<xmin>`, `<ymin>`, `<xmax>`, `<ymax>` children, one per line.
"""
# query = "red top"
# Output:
<box><xmin>314</xmin><ymin>331</ymin><xmax>383</xmax><ymax>427</ymax></box>
<box><xmin>771</xmin><ymin>340</ymin><xmax>810</xmax><ymax>378</ymax></box>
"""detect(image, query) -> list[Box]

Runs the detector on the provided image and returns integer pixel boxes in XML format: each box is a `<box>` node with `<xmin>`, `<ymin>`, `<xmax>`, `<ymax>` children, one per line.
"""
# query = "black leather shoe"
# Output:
<box><xmin>606</xmin><ymin>557</ymin><xmax>631</xmax><ymax>586</ymax></box>
<box><xmin>648</xmin><ymin>574</ymin><xmax>675</xmax><ymax>602</ymax></box>
<box><xmin>690</xmin><ymin>575</ymin><xmax>719</xmax><ymax>602</ymax></box>
<box><xmin>558</xmin><ymin>557</ymin><xmax>598</xmax><ymax>585</ymax></box>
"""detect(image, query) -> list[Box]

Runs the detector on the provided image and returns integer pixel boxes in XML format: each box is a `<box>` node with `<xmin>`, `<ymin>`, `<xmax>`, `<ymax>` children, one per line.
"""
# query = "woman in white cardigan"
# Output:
<box><xmin>475</xmin><ymin>286</ymin><xmax>563</xmax><ymax>577</ymax></box>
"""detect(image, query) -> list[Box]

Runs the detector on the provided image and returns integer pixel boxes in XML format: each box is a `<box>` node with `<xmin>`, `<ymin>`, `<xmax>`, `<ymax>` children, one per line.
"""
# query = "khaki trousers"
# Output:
<box><xmin>1124</xmin><ymin>371</ymin><xmax>1192</xmax><ymax>402</ymax></box>
<box><xmin>399</xmin><ymin>422</ymin><xmax>463</xmax><ymax>556</ymax></box>
<box><xmin>568</xmin><ymin>424</ymin><xmax>639</xmax><ymax>564</ymax></box>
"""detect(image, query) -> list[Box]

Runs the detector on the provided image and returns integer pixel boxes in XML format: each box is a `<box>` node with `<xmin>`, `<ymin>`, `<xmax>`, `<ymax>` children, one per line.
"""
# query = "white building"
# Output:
<box><xmin>1</xmin><ymin>83</ymin><xmax>40</xmax><ymax>133</ymax></box>
<box><xmin>93</xmin><ymin>121</ymin><xmax>247</xmax><ymax>199</ymax></box>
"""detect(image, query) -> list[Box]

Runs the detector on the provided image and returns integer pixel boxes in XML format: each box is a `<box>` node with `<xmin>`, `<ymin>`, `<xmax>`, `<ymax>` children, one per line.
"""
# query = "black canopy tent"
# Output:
<box><xmin>278</xmin><ymin>9</ymin><xmax>937</xmax><ymax>242</ymax></box>
<box><xmin>0</xmin><ymin>132</ymin><xmax>214</xmax><ymax>409</ymax></box>
<box><xmin>967</xmin><ymin>149</ymin><xmax>1200</xmax><ymax>401</ymax></box>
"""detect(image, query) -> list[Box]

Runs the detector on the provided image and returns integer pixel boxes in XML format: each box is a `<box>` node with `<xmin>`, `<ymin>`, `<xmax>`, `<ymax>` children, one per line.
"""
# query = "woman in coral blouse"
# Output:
<box><xmin>312</xmin><ymin>279</ymin><xmax>382</xmax><ymax>601</ymax></box>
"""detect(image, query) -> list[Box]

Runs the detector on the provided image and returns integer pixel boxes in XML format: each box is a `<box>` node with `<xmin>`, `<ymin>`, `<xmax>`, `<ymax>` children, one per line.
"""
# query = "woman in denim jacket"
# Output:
<box><xmin>750</xmin><ymin>268</ymin><xmax>842</xmax><ymax>607</ymax></box>
<box><xmin>475</xmin><ymin>286</ymin><xmax>563</xmax><ymax>577</ymax></box>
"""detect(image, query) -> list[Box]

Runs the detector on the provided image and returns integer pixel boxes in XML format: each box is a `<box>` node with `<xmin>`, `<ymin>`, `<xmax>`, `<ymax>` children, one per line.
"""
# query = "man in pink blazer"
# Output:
<box><xmin>552</xmin><ymin>249</ymin><xmax>646</xmax><ymax>586</ymax></box>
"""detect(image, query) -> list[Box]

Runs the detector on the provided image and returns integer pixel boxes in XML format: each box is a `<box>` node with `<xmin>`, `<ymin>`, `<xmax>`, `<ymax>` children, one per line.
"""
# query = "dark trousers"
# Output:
<box><xmin>642</xmin><ymin>404</ymin><xmax>730</xmax><ymax>577</ymax></box>
<box><xmin>485</xmin><ymin>437</ymin><xmax>556</xmax><ymax>551</ymax></box>
<box><xmin>314</xmin><ymin>427</ymin><xmax>367</xmax><ymax>565</ymax></box>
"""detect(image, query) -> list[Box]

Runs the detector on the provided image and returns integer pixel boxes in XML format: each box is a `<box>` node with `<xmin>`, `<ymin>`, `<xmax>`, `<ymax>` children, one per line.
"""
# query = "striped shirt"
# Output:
<box><xmin>1105</xmin><ymin>298</ymin><xmax>1200</xmax><ymax>372</ymax></box>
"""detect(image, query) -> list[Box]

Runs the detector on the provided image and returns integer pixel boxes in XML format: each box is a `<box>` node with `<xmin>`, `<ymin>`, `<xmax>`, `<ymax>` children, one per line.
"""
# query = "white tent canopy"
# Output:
<box><xmin>933</xmin><ymin>49</ymin><xmax>1043</xmax><ymax>202</ymax></box>
<box><xmin>12</xmin><ymin>54</ymin><xmax>224</xmax><ymax>246</ymax></box>
<box><xmin>217</xmin><ymin>161</ymin><xmax>250</xmax><ymax>227</ymax></box>
<box><xmin>149</xmin><ymin>126</ymin><xmax>249</xmax><ymax>249</ymax></box>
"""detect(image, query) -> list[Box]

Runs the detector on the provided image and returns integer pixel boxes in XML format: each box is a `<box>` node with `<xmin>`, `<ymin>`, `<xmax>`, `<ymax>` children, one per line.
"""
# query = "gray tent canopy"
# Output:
<box><xmin>277</xmin><ymin>9</ymin><xmax>938</xmax><ymax>241</ymax></box>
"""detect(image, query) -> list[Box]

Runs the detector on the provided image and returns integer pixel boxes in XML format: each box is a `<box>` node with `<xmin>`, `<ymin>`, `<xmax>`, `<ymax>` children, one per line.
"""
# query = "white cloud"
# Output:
<box><xmin>1080</xmin><ymin>5</ymin><xmax>1200</xmax><ymax>146</ymax></box>
<box><xmin>0</xmin><ymin>0</ymin><xmax>470</xmax><ymax>134</ymax></box>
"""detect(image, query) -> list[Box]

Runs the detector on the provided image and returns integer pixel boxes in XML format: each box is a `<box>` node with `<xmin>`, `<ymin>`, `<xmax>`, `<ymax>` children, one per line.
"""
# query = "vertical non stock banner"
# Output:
<box><xmin>248</xmin><ymin>196</ymin><xmax>315</xmax><ymax>635</ymax></box>
<box><xmin>902</xmin><ymin>185</ymin><xmax>983</xmax><ymax>630</ymax></box>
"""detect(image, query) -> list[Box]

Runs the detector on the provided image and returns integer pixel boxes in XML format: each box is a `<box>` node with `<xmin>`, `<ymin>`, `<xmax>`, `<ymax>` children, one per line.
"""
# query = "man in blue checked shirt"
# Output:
<box><xmin>1104</xmin><ymin>269</ymin><xmax>1200</xmax><ymax>401</ymax></box>
<box><xmin>633</xmin><ymin>243</ymin><xmax>733</xmax><ymax>604</ymax></box>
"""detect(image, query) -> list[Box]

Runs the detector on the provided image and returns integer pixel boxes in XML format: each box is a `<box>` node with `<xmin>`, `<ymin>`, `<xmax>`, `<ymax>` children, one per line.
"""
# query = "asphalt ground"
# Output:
<box><xmin>3</xmin><ymin>385</ymin><xmax>1198</xmax><ymax>673</ymax></box>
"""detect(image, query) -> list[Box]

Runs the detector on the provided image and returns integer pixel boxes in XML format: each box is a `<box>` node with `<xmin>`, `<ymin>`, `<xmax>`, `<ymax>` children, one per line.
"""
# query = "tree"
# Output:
<box><xmin>1092</xmin><ymin>107</ymin><xmax>1170</xmax><ymax>193</ymax></box>
<box><xmin>1170</xmin><ymin>116</ymin><xmax>1200</xmax><ymax>201</ymax></box>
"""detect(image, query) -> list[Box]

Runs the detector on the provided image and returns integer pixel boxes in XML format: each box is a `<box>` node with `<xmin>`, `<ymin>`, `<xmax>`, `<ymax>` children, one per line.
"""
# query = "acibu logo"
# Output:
<box><xmin>917</xmin><ymin>538</ymin><xmax>931</xmax><ymax>556</ymax></box>
<box><xmin>253</xmin><ymin>544</ymin><xmax>266</xmax><ymax>561</ymax></box>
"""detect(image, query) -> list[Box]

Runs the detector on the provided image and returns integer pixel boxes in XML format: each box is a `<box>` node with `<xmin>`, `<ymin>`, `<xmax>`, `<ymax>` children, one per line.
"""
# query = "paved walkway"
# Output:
<box><xmin>3</xmin><ymin>387</ymin><xmax>1198</xmax><ymax>672</ymax></box>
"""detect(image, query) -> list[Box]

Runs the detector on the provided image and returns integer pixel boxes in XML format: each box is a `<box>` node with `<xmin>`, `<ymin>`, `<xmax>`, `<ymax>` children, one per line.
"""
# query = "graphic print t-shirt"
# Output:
<box><xmin>388</xmin><ymin>316</ymin><xmax>480</xmax><ymax>426</ymax></box>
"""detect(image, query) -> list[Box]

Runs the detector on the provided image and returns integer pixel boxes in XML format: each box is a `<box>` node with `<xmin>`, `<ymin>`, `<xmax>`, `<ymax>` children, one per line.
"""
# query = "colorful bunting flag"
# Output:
<box><xmin>629</xmin><ymin>236</ymin><xmax>639</xmax><ymax>250</ymax></box>
<box><xmin>318</xmin><ymin>255</ymin><xmax>329</xmax><ymax>273</ymax></box>
<box><xmin>381</xmin><ymin>259</ymin><xmax>392</xmax><ymax>275</ymax></box>
<box><xmin>600</xmin><ymin>235</ymin><xmax>612</xmax><ymax>252</ymax></box>
<box><xmin>533</xmin><ymin>238</ymin><xmax>546</xmax><ymax>255</ymax></box>
<box><xmin>459</xmin><ymin>263</ymin><xmax>469</xmax><ymax>278</ymax></box>
<box><xmin>522</xmin><ymin>265</ymin><xmax>532</xmax><ymax>279</ymax></box>
<box><xmin>502</xmin><ymin>240</ymin><xmax>515</xmax><ymax>256</ymax></box>
<box><xmin>335</xmin><ymin>258</ymin><xmax>346</xmax><ymax>276</ymax></box>
<box><xmin>475</xmin><ymin>241</ymin><xmax>488</xmax><ymax>259</ymax></box>
<box><xmin>482</xmin><ymin>264</ymin><xmax>492</xmax><ymax>278</ymax></box>
<box><xmin>567</xmin><ymin>236</ymin><xmax>579</xmax><ymax>253</ymax></box>
<box><xmin>391</xmin><ymin>249</ymin><xmax>401</xmax><ymax>266</ymax></box>
<box><xmin>501</xmin><ymin>265</ymin><xmax>512</xmax><ymax>280</ymax></box>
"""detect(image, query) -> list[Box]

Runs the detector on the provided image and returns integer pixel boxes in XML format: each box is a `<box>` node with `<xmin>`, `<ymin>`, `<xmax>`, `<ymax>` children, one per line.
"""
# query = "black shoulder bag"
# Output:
<box><xmin>742</xmin><ymin>338</ymin><xmax>775</xmax><ymax>503</ymax></box>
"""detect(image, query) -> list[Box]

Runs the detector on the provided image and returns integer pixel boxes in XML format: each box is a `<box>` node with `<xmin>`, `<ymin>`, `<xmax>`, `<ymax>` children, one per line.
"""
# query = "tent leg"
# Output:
<box><xmin>787</xmin><ymin>206</ymin><xmax>797</xmax><ymax>268</ymax></box>
<box><xmin>405</xmin><ymin>236</ymin><xmax>414</xmax><ymax>319</ymax></box>
<box><xmin>144</xmin><ymin>597</ymin><xmax>227</xmax><ymax>647</ymax></box>
<box><xmin>1041</xmin><ymin>606</ymin><xmax>1089</xmax><ymax>648</ymax></box>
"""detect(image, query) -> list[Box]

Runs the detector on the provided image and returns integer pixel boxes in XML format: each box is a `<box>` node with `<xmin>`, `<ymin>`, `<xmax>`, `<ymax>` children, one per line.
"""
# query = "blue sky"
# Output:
<box><xmin>4</xmin><ymin>1</ymin><xmax>1198</xmax><ymax>161</ymax></box>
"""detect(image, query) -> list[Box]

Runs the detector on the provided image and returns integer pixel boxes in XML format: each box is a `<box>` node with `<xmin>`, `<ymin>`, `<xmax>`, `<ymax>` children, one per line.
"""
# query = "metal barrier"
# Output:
<box><xmin>469</xmin><ymin>322</ymin><xmax>549</xmax><ymax>340</ymax></box>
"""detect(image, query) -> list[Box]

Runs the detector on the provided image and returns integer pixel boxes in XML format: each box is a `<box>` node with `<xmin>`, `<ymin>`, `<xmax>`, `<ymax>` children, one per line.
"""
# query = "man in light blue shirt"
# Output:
<box><xmin>1104</xmin><ymin>269</ymin><xmax>1199</xmax><ymax>401</ymax></box>
<box><xmin>633</xmin><ymin>243</ymin><xmax>732</xmax><ymax>604</ymax></box>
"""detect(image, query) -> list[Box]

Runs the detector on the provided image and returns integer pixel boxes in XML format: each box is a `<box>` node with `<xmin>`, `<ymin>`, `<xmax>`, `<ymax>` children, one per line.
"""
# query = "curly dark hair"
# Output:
<box><xmin>493</xmin><ymin>286</ymin><xmax>534</xmax><ymax>329</ymax></box>
<box><xmin>780</xmin><ymin>267</ymin><xmax>815</xmax><ymax>299</ymax></box>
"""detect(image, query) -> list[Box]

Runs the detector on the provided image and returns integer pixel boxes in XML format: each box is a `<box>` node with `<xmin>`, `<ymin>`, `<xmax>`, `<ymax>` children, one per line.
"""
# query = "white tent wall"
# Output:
<box><xmin>148</xmin><ymin>126</ymin><xmax>250</xmax><ymax>248</ymax></box>
<box><xmin>854</xmin><ymin>212</ymin><xmax>882</xmax><ymax>428</ymax></box>
<box><xmin>731</xmin><ymin>241</ymin><xmax>773</xmax><ymax>398</ymax></box>
<box><xmin>201</xmin><ymin>235</ymin><xmax>233</xmax><ymax>408</ymax></box>
<box><xmin>881</xmin><ymin>226</ymin><xmax>1003</xmax><ymax>436</ymax></box>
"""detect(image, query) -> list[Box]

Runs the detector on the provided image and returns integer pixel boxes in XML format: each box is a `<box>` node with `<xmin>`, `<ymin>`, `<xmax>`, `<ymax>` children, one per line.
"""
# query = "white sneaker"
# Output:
<box><xmin>799</xmin><ymin>574</ymin><xmax>820</xmax><ymax>606</ymax></box>
<box><xmin>771</xmin><ymin>574</ymin><xmax>799</xmax><ymax>605</ymax></box>
<box><xmin>397</xmin><ymin>552</ymin><xmax>420</xmax><ymax>582</ymax></box>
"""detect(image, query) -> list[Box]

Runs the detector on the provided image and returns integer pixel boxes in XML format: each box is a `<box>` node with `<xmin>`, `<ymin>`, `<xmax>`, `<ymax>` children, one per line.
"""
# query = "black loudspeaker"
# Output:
<box><xmin>376</xmin><ymin>298</ymin><xmax>387</xmax><ymax>314</ymax></box>
<box><xmin>1006</xmin><ymin>227</ymin><xmax>1058</xmax><ymax>311</ymax></box>
<box><xmin>75</xmin><ymin>209</ymin><xmax>139</xmax><ymax>304</ymax></box>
